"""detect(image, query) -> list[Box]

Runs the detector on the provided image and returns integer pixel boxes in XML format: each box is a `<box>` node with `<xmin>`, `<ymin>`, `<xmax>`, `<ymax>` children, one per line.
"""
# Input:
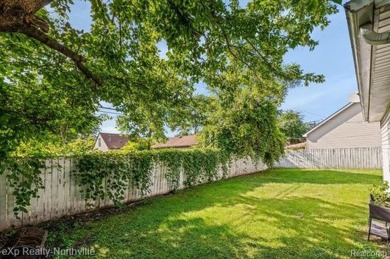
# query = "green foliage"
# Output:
<box><xmin>182</xmin><ymin>149</ymin><xmax>220</xmax><ymax>186</ymax></box>
<box><xmin>3</xmin><ymin>136</ymin><xmax>92</xmax><ymax>216</ymax></box>
<box><xmin>370</xmin><ymin>181</ymin><xmax>390</xmax><ymax>206</ymax></box>
<box><xmin>278</xmin><ymin>110</ymin><xmax>310</xmax><ymax>144</ymax></box>
<box><xmin>76</xmin><ymin>152</ymin><xmax>153</xmax><ymax>206</ymax></box>
<box><xmin>75</xmin><ymin>149</ymin><xmax>228</xmax><ymax>207</ymax></box>
<box><xmin>158</xmin><ymin>149</ymin><xmax>224</xmax><ymax>189</ymax></box>
<box><xmin>119</xmin><ymin>139</ymin><xmax>150</xmax><ymax>152</ymax></box>
<box><xmin>0</xmin><ymin>0</ymin><xmax>337</xmax><ymax>158</ymax></box>
<box><xmin>173</xmin><ymin>94</ymin><xmax>213</xmax><ymax>135</ymax></box>
<box><xmin>156</xmin><ymin>150</ymin><xmax>184</xmax><ymax>190</ymax></box>
<box><xmin>0</xmin><ymin>0</ymin><xmax>338</xmax><ymax>212</ymax></box>
<box><xmin>1</xmin><ymin>158</ymin><xmax>45</xmax><ymax>216</ymax></box>
<box><xmin>0</xmin><ymin>53</ymin><xmax>103</xmax><ymax>158</ymax></box>
<box><xmin>330</xmin><ymin>0</ymin><xmax>342</xmax><ymax>4</ymax></box>
<box><xmin>13</xmin><ymin>136</ymin><xmax>95</xmax><ymax>158</ymax></box>
<box><xmin>202</xmin><ymin>90</ymin><xmax>285</xmax><ymax>166</ymax></box>
<box><xmin>2</xmin><ymin>140</ymin><xmax>230</xmax><ymax>216</ymax></box>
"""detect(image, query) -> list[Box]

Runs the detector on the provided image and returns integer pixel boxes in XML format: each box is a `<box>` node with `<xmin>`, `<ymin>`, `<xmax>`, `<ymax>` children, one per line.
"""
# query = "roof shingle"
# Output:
<box><xmin>152</xmin><ymin>135</ymin><xmax>198</xmax><ymax>149</ymax></box>
<box><xmin>100</xmin><ymin>133</ymin><xmax>129</xmax><ymax>149</ymax></box>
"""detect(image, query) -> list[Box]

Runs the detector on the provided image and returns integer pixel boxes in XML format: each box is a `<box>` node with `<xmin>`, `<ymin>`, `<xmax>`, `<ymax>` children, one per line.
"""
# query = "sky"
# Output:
<box><xmin>281</xmin><ymin>4</ymin><xmax>357</xmax><ymax>124</ymax></box>
<box><xmin>68</xmin><ymin>2</ymin><xmax>357</xmax><ymax>135</ymax></box>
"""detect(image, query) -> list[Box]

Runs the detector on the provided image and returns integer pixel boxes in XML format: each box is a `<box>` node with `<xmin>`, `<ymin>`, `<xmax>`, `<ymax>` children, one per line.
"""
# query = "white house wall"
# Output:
<box><xmin>381</xmin><ymin>112</ymin><xmax>390</xmax><ymax>182</ymax></box>
<box><xmin>93</xmin><ymin>135</ymin><xmax>109</xmax><ymax>151</ymax></box>
<box><xmin>306</xmin><ymin>103</ymin><xmax>381</xmax><ymax>149</ymax></box>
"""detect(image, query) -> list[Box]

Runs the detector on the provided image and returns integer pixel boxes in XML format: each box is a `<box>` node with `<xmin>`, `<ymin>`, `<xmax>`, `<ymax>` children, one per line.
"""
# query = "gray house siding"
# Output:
<box><xmin>306</xmin><ymin>103</ymin><xmax>381</xmax><ymax>149</ymax></box>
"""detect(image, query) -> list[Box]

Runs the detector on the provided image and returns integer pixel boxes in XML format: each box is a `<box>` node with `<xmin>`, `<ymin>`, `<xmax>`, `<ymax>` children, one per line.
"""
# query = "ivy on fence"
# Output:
<box><xmin>0</xmin><ymin>148</ymin><xmax>232</xmax><ymax>216</ymax></box>
<box><xmin>1</xmin><ymin>158</ymin><xmax>46</xmax><ymax>216</ymax></box>
<box><xmin>75</xmin><ymin>149</ymin><xmax>229</xmax><ymax>207</ymax></box>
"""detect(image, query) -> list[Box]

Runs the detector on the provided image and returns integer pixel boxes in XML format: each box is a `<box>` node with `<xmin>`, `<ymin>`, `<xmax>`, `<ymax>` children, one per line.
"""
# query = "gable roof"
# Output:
<box><xmin>99</xmin><ymin>133</ymin><xmax>129</xmax><ymax>149</ymax></box>
<box><xmin>152</xmin><ymin>135</ymin><xmax>198</xmax><ymax>149</ymax></box>
<box><xmin>303</xmin><ymin>103</ymin><xmax>355</xmax><ymax>137</ymax></box>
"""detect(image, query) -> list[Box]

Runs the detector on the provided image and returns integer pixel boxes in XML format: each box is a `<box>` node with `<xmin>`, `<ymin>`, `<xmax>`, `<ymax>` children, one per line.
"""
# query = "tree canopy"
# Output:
<box><xmin>202</xmin><ymin>89</ymin><xmax>285</xmax><ymax>166</ymax></box>
<box><xmin>0</xmin><ymin>0</ymin><xmax>337</xmax><ymax>160</ymax></box>
<box><xmin>278</xmin><ymin>110</ymin><xmax>311</xmax><ymax>144</ymax></box>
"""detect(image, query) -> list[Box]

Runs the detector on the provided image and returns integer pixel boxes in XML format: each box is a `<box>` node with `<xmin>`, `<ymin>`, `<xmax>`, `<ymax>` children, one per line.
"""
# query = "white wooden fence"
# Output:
<box><xmin>0</xmin><ymin>157</ymin><xmax>266</xmax><ymax>231</ymax></box>
<box><xmin>274</xmin><ymin>147</ymin><xmax>382</xmax><ymax>169</ymax></box>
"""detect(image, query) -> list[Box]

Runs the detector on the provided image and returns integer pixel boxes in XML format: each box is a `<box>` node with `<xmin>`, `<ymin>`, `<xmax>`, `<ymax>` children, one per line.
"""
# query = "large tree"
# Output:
<box><xmin>0</xmin><ymin>0</ymin><xmax>337</xmax><ymax>158</ymax></box>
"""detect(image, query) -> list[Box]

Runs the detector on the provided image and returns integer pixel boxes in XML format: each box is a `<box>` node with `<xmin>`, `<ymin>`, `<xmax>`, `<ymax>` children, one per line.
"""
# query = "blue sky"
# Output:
<box><xmin>281</xmin><ymin>4</ymin><xmax>356</xmax><ymax>123</ymax></box>
<box><xmin>67</xmin><ymin>2</ymin><xmax>356</xmax><ymax>134</ymax></box>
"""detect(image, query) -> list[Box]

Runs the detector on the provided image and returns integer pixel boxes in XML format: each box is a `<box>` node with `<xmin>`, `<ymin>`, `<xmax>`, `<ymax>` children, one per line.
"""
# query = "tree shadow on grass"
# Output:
<box><xmin>76</xmin><ymin>197</ymin><xmax>383</xmax><ymax>258</ymax></box>
<box><xmin>48</xmin><ymin>169</ymin><xmax>385</xmax><ymax>258</ymax></box>
<box><xmin>235</xmin><ymin>196</ymin><xmax>375</xmax><ymax>258</ymax></box>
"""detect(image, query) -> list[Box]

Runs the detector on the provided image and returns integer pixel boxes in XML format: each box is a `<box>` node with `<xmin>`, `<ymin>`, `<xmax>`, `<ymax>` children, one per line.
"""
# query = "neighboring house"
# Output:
<box><xmin>94</xmin><ymin>133</ymin><xmax>129</xmax><ymax>151</ymax></box>
<box><xmin>303</xmin><ymin>96</ymin><xmax>381</xmax><ymax>149</ymax></box>
<box><xmin>345</xmin><ymin>0</ymin><xmax>390</xmax><ymax>181</ymax></box>
<box><xmin>152</xmin><ymin>135</ymin><xmax>198</xmax><ymax>149</ymax></box>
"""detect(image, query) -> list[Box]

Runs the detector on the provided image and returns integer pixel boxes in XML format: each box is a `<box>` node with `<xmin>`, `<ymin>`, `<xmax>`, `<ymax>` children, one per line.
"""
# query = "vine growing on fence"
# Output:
<box><xmin>75</xmin><ymin>149</ymin><xmax>230</xmax><ymax>207</ymax></box>
<box><xmin>76</xmin><ymin>151</ymin><xmax>158</xmax><ymax>206</ymax></box>
<box><xmin>1</xmin><ymin>148</ymin><xmax>233</xmax><ymax>216</ymax></box>
<box><xmin>1</xmin><ymin>158</ymin><xmax>46</xmax><ymax>216</ymax></box>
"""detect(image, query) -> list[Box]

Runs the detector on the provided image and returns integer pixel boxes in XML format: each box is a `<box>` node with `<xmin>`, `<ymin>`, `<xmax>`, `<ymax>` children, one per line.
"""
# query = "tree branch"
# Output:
<box><xmin>25</xmin><ymin>14</ymin><xmax>49</xmax><ymax>33</ymax></box>
<box><xmin>0</xmin><ymin>0</ymin><xmax>54</xmax><ymax>13</ymax></box>
<box><xmin>22</xmin><ymin>0</ymin><xmax>54</xmax><ymax>13</ymax></box>
<box><xmin>243</xmin><ymin>36</ymin><xmax>287</xmax><ymax>80</ymax></box>
<box><xmin>18</xmin><ymin>25</ymin><xmax>102</xmax><ymax>86</ymax></box>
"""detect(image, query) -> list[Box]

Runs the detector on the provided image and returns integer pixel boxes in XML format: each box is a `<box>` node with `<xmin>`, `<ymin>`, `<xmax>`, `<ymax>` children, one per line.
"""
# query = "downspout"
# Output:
<box><xmin>361</xmin><ymin>23</ymin><xmax>390</xmax><ymax>45</ymax></box>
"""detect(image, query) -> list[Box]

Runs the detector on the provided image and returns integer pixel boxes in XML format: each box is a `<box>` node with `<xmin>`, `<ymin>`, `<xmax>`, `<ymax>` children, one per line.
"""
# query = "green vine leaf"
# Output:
<box><xmin>2</xmin><ymin>157</ymin><xmax>45</xmax><ymax>217</ymax></box>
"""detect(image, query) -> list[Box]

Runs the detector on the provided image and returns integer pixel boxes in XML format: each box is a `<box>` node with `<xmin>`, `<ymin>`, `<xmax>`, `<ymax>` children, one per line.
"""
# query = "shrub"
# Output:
<box><xmin>370</xmin><ymin>181</ymin><xmax>390</xmax><ymax>206</ymax></box>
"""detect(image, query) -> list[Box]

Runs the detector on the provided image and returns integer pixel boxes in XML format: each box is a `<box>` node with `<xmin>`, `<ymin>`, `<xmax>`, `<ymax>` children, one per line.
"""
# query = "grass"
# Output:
<box><xmin>47</xmin><ymin>168</ymin><xmax>388</xmax><ymax>258</ymax></box>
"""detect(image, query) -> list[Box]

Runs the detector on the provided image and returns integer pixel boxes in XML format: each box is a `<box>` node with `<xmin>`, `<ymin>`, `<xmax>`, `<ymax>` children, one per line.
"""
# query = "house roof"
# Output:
<box><xmin>345</xmin><ymin>0</ymin><xmax>390</xmax><ymax>122</ymax></box>
<box><xmin>99</xmin><ymin>133</ymin><xmax>129</xmax><ymax>149</ymax></box>
<box><xmin>303</xmin><ymin>103</ymin><xmax>355</xmax><ymax>137</ymax></box>
<box><xmin>152</xmin><ymin>135</ymin><xmax>198</xmax><ymax>149</ymax></box>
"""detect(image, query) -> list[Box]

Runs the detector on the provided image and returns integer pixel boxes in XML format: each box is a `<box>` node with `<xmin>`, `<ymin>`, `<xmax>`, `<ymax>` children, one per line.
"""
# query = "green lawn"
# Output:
<box><xmin>47</xmin><ymin>169</ymin><xmax>387</xmax><ymax>258</ymax></box>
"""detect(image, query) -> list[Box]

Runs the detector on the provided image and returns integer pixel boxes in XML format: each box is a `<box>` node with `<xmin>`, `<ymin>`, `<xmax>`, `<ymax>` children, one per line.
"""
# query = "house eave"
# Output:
<box><xmin>345</xmin><ymin>0</ymin><xmax>373</xmax><ymax>121</ymax></box>
<box><xmin>345</xmin><ymin>0</ymin><xmax>390</xmax><ymax>123</ymax></box>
